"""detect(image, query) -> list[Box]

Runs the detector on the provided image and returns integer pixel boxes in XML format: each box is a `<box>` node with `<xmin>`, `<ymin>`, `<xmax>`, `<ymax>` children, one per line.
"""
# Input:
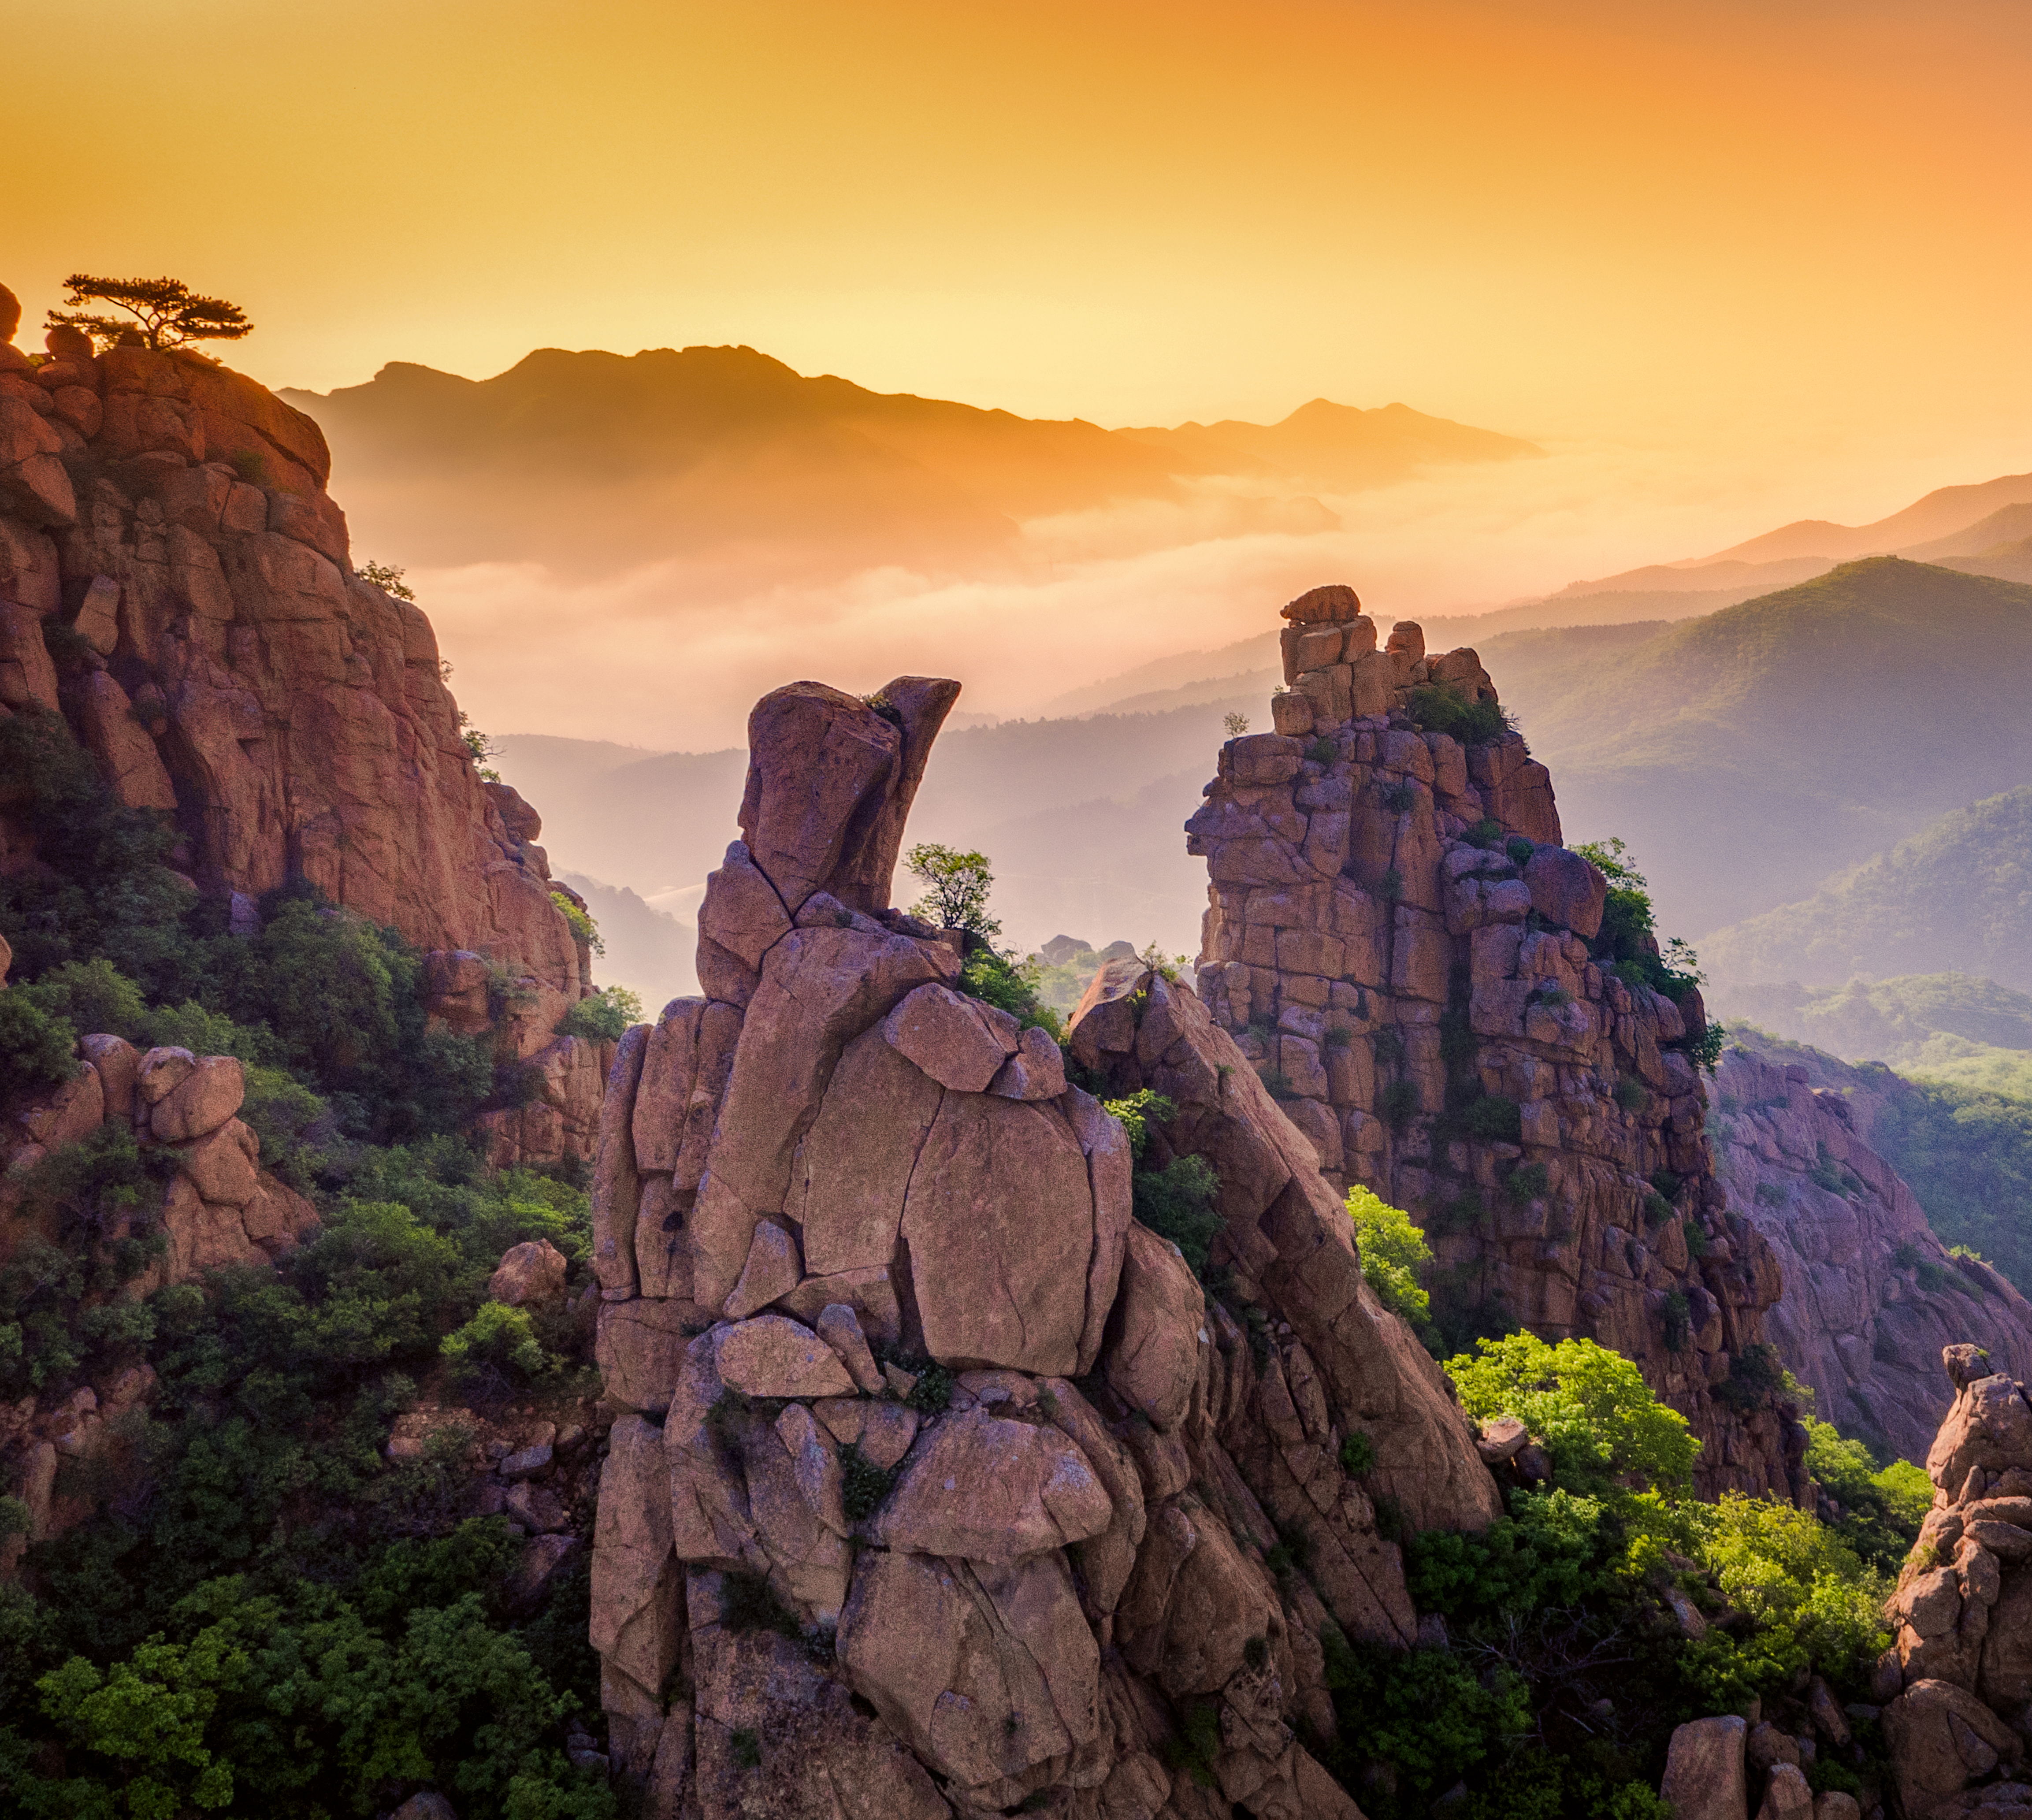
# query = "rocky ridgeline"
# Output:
<box><xmin>585</xmin><ymin>677</ymin><xmax>1501</xmax><ymax>1817</ymax></box>
<box><xmin>1714</xmin><ymin>1047</ymin><xmax>2032</xmax><ymax>1467</ymax></box>
<box><xmin>1188</xmin><ymin>585</ymin><xmax>1801</xmax><ymax>1501</ymax></box>
<box><xmin>0</xmin><ymin>1003</ymin><xmax>316</xmax><ymax>1571</ymax></box>
<box><xmin>0</xmin><ymin>309</ymin><xmax>601</xmax><ymax>1164</ymax></box>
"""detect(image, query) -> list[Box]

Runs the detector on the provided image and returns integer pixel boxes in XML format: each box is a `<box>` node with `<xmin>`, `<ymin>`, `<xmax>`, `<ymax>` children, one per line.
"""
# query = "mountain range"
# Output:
<box><xmin>284</xmin><ymin>346</ymin><xmax>1538</xmax><ymax>580</ymax></box>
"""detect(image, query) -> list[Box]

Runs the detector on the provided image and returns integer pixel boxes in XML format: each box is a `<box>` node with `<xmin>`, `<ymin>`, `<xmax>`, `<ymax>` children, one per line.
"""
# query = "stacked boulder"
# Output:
<box><xmin>0</xmin><ymin>998</ymin><xmax>316</xmax><ymax>1568</ymax></box>
<box><xmin>0</xmin><ymin>300</ymin><xmax>599</xmax><ymax>1164</ymax></box>
<box><xmin>1715</xmin><ymin>1049</ymin><xmax>2032</xmax><ymax>1466</ymax></box>
<box><xmin>587</xmin><ymin>676</ymin><xmax>1501</xmax><ymax>1817</ymax></box>
<box><xmin>1876</xmin><ymin>1345</ymin><xmax>2032</xmax><ymax>1818</ymax></box>
<box><xmin>1189</xmin><ymin>585</ymin><xmax>1797</xmax><ymax>1500</ymax></box>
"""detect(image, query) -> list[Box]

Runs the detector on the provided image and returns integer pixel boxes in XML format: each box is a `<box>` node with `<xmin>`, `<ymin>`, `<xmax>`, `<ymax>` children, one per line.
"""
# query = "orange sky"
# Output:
<box><xmin>8</xmin><ymin>0</ymin><xmax>2032</xmax><ymax>470</ymax></box>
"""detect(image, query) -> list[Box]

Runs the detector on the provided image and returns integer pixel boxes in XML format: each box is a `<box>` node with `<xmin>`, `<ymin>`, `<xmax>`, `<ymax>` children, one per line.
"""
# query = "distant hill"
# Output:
<box><xmin>286</xmin><ymin>347</ymin><xmax>1538</xmax><ymax>580</ymax></box>
<box><xmin>559</xmin><ymin>871</ymin><xmax>698</xmax><ymax>1012</ymax></box>
<box><xmin>1482</xmin><ymin>560</ymin><xmax>2032</xmax><ymax>936</ymax></box>
<box><xmin>1713</xmin><ymin>972</ymin><xmax>2032</xmax><ymax>1062</ymax></box>
<box><xmin>1698</xmin><ymin>788</ymin><xmax>2032</xmax><ymax>990</ymax></box>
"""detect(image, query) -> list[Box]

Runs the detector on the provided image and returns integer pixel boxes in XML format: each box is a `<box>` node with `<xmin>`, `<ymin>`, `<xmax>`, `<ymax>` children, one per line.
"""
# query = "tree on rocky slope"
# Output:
<box><xmin>47</xmin><ymin>274</ymin><xmax>253</xmax><ymax>351</ymax></box>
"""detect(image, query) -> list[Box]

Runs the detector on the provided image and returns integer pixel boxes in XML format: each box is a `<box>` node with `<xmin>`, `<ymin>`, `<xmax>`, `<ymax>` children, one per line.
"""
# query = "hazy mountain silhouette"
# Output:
<box><xmin>286</xmin><ymin>347</ymin><xmax>1539</xmax><ymax>580</ymax></box>
<box><xmin>1486</xmin><ymin>560</ymin><xmax>2032</xmax><ymax>936</ymax></box>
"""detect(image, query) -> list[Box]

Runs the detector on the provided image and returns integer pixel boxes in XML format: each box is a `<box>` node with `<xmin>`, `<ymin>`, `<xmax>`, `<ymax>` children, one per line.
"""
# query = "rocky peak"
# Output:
<box><xmin>0</xmin><ymin>313</ymin><xmax>602</xmax><ymax>1164</ymax></box>
<box><xmin>586</xmin><ymin>672</ymin><xmax>1502</xmax><ymax>1814</ymax></box>
<box><xmin>1189</xmin><ymin>585</ymin><xmax>1803</xmax><ymax>1501</ymax></box>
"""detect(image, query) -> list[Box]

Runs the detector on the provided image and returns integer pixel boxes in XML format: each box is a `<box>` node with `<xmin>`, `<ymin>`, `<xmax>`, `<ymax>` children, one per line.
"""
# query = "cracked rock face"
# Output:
<box><xmin>1188</xmin><ymin>597</ymin><xmax>1801</xmax><ymax>1503</ymax></box>
<box><xmin>1880</xmin><ymin>1349</ymin><xmax>2032</xmax><ymax>1819</ymax></box>
<box><xmin>588</xmin><ymin>668</ymin><xmax>1501</xmax><ymax>1817</ymax></box>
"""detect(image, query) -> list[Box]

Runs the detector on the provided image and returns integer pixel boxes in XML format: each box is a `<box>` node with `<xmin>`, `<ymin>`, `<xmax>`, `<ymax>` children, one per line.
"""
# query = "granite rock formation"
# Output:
<box><xmin>1188</xmin><ymin>587</ymin><xmax>1801</xmax><ymax>1501</ymax></box>
<box><xmin>587</xmin><ymin>676</ymin><xmax>1501</xmax><ymax>1818</ymax></box>
<box><xmin>1714</xmin><ymin>1046</ymin><xmax>2032</xmax><ymax>1466</ymax></box>
<box><xmin>0</xmin><ymin>308</ymin><xmax>600</xmax><ymax>1163</ymax></box>
<box><xmin>1878</xmin><ymin>1345</ymin><xmax>2032</xmax><ymax>1819</ymax></box>
<box><xmin>0</xmin><ymin>987</ymin><xmax>317</xmax><ymax>1570</ymax></box>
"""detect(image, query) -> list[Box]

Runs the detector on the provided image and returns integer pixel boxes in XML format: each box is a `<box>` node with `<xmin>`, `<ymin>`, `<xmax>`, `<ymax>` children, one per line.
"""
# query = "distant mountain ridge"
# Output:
<box><xmin>285</xmin><ymin>345</ymin><xmax>1539</xmax><ymax>579</ymax></box>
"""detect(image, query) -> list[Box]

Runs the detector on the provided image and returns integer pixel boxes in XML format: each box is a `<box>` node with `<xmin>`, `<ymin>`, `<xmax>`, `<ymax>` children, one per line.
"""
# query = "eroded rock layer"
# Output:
<box><xmin>1188</xmin><ymin>593</ymin><xmax>1800</xmax><ymax>1501</ymax></box>
<box><xmin>0</xmin><ymin>327</ymin><xmax>601</xmax><ymax>1162</ymax></box>
<box><xmin>588</xmin><ymin>676</ymin><xmax>1501</xmax><ymax>1818</ymax></box>
<box><xmin>1714</xmin><ymin>1047</ymin><xmax>2032</xmax><ymax>1466</ymax></box>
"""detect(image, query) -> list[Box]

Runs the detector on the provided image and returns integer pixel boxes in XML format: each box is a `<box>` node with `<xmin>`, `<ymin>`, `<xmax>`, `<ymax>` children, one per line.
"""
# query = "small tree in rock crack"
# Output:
<box><xmin>904</xmin><ymin>843</ymin><xmax>1001</xmax><ymax>943</ymax></box>
<box><xmin>48</xmin><ymin>274</ymin><xmax>253</xmax><ymax>351</ymax></box>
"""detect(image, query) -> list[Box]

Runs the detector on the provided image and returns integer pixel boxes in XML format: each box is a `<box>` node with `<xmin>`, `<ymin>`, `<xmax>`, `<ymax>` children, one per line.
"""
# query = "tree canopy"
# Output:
<box><xmin>48</xmin><ymin>275</ymin><xmax>253</xmax><ymax>351</ymax></box>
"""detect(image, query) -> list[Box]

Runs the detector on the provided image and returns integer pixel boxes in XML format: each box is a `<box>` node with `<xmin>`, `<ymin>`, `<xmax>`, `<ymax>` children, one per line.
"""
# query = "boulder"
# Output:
<box><xmin>1281</xmin><ymin>583</ymin><xmax>1363</xmax><ymax>624</ymax></box>
<box><xmin>78</xmin><ymin>1033</ymin><xmax>138</xmax><ymax>1123</ymax></box>
<box><xmin>715</xmin><ymin>1315</ymin><xmax>857</xmax><ymax>1399</ymax></box>
<box><xmin>1756</xmin><ymin>1763</ymin><xmax>1814</xmax><ymax>1820</ymax></box>
<box><xmin>591</xmin><ymin>1416</ymin><xmax>681</xmax><ymax>1701</ymax></box>
<box><xmin>1102</xmin><ymin>1224</ymin><xmax>1205</xmax><ymax>1432</ymax></box>
<box><xmin>1476</xmin><ymin>1416</ymin><xmax>1529</xmax><ymax>1464</ymax></box>
<box><xmin>503</xmin><ymin>1533</ymin><xmax>581</xmax><ymax>1617</ymax></box>
<box><xmin>1932</xmin><ymin>1376</ymin><xmax>2032</xmax><ymax>1493</ymax></box>
<box><xmin>149</xmin><ymin>1055</ymin><xmax>245</xmax><ymax>1142</ymax></box>
<box><xmin>1659</xmin><ymin>1715</ymin><xmax>1747</xmax><ymax>1820</ymax></box>
<box><xmin>489</xmin><ymin>1238</ymin><xmax>568</xmax><ymax>1306</ymax></box>
<box><xmin>882</xmin><ymin>981</ymin><xmax>1018</xmax><ymax>1092</ymax></box>
<box><xmin>1523</xmin><ymin>845</ymin><xmax>1607</xmax><ymax>940</ymax></box>
<box><xmin>815</xmin><ymin>1303</ymin><xmax>885</xmax><ymax>1394</ymax></box>
<box><xmin>814</xmin><ymin>1397</ymin><xmax>918</xmax><ymax>1471</ymax></box>
<box><xmin>596</xmin><ymin>1298</ymin><xmax>696</xmax><ymax>1413</ymax></box>
<box><xmin>722</xmin><ymin>1219</ymin><xmax>802</xmax><ymax>1321</ymax></box>
<box><xmin>1884</xmin><ymin>1679</ymin><xmax>2023</xmax><ymax>1819</ymax></box>
<box><xmin>989</xmin><ymin>1024</ymin><xmax>1068</xmax><ymax>1100</ymax></box>
<box><xmin>874</xmin><ymin>1407</ymin><xmax>1112</xmax><ymax>1561</ymax></box>
<box><xmin>174</xmin><ymin>1119</ymin><xmax>260</xmax><ymax>1207</ymax></box>
<box><xmin>899</xmin><ymin>1092</ymin><xmax>1100</xmax><ymax>1376</ymax></box>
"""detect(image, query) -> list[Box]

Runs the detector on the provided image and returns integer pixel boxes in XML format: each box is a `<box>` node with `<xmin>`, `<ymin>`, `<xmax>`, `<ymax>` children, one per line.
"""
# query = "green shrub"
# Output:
<box><xmin>1753</xmin><ymin>1181</ymin><xmax>1786</xmax><ymax>1207</ymax></box>
<box><xmin>906</xmin><ymin>1362</ymin><xmax>955</xmax><ymax>1415</ymax></box>
<box><xmin>441</xmin><ymin>1301</ymin><xmax>550</xmax><ymax>1388</ymax></box>
<box><xmin>1378</xmin><ymin>867</ymin><xmax>1404</xmax><ymax>900</ymax></box>
<box><xmin>1133</xmin><ymin>1155</ymin><xmax>1222</xmax><ymax>1278</ymax></box>
<box><xmin>1506</xmin><ymin>1162</ymin><xmax>1549</xmax><ymax>1203</ymax></box>
<box><xmin>1661</xmin><ymin>1290</ymin><xmax>1692</xmax><ymax>1352</ymax></box>
<box><xmin>1446</xmin><ymin>1332</ymin><xmax>1697</xmax><ymax>1493</ymax></box>
<box><xmin>1713</xmin><ymin>1341</ymin><xmax>1785</xmax><ymax>1411</ymax></box>
<box><xmin>1506</xmin><ymin>835</ymin><xmax>1536</xmax><ymax>866</ymax></box>
<box><xmin>1323</xmin><ymin>1025</ymin><xmax>1352</xmax><ymax>1049</ymax></box>
<box><xmin>1305</xmin><ymin>737</ymin><xmax>1336</xmax><ymax>764</ymax></box>
<box><xmin>1382</xmin><ymin>780</ymin><xmax>1416</xmax><ymax>814</ymax></box>
<box><xmin>1465</xmin><ymin>819</ymin><xmax>1505</xmax><ymax>850</ymax></box>
<box><xmin>1464</xmin><ymin>1095</ymin><xmax>1522</xmax><ymax>1142</ymax></box>
<box><xmin>1802</xmin><ymin>1419</ymin><xmax>1932</xmax><ymax>1571</ymax></box>
<box><xmin>1407</xmin><ymin>683</ymin><xmax>1510</xmax><ymax>747</ymax></box>
<box><xmin>13</xmin><ymin>957</ymin><xmax>148</xmax><ymax>1041</ymax></box>
<box><xmin>0</xmin><ymin>993</ymin><xmax>79</xmax><ymax>1098</ymax></box>
<box><xmin>549</xmin><ymin>891</ymin><xmax>602</xmax><ymax>954</ymax></box>
<box><xmin>554</xmin><ymin>984</ymin><xmax>643</xmax><ymax>1042</ymax></box>
<box><xmin>1346</xmin><ymin>1186</ymin><xmax>1434</xmax><ymax>1328</ymax></box>
<box><xmin>1340</xmin><ymin>1432</ymin><xmax>1377</xmax><ymax>1474</ymax></box>
<box><xmin>1259</xmin><ymin>1066</ymin><xmax>1300</xmax><ymax>1101</ymax></box>
<box><xmin>1378</xmin><ymin>1078</ymin><xmax>1419</xmax><ymax>1129</ymax></box>
<box><xmin>1372</xmin><ymin>1028</ymin><xmax>1405</xmax><ymax>1066</ymax></box>
<box><xmin>838</xmin><ymin>1443</ymin><xmax>894</xmax><ymax>1523</ymax></box>
<box><xmin>1103</xmin><ymin>1088</ymin><xmax>1177</xmax><ymax>1161</ymax></box>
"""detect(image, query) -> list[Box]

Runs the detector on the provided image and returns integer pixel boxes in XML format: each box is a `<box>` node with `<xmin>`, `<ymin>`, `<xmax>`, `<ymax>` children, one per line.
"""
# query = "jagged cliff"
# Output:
<box><xmin>586</xmin><ymin>676</ymin><xmax>1502</xmax><ymax>1817</ymax></box>
<box><xmin>1187</xmin><ymin>587</ymin><xmax>1802</xmax><ymax>1501</ymax></box>
<box><xmin>1713</xmin><ymin>1045</ymin><xmax>2032</xmax><ymax>1466</ymax></box>
<box><xmin>0</xmin><ymin>317</ymin><xmax>602</xmax><ymax>1162</ymax></box>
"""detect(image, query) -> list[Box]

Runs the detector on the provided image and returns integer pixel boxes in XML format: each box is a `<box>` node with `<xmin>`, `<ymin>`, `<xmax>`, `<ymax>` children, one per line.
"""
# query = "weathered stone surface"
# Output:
<box><xmin>900</xmin><ymin>1092</ymin><xmax>1099</xmax><ymax>1376</ymax></box>
<box><xmin>78</xmin><ymin>1034</ymin><xmax>137</xmax><ymax>1123</ymax></box>
<box><xmin>989</xmin><ymin>1023</ymin><xmax>1068</xmax><ymax>1100</ymax></box>
<box><xmin>591</xmin><ymin>1024</ymin><xmax>648</xmax><ymax>1295</ymax></box>
<box><xmin>591</xmin><ymin>1415</ymin><xmax>682</xmax><ymax>1703</ymax></box>
<box><xmin>716</xmin><ymin>1314</ymin><xmax>857</xmax><ymax>1399</ymax></box>
<box><xmin>1884</xmin><ymin>1679</ymin><xmax>2022</xmax><ymax>1819</ymax></box>
<box><xmin>1522</xmin><ymin>844</ymin><xmax>1606</xmax><ymax>939</ymax></box>
<box><xmin>723</xmin><ymin>1218</ymin><xmax>802</xmax><ymax>1320</ymax></box>
<box><xmin>175</xmin><ymin>1119</ymin><xmax>260</xmax><ymax>1207</ymax></box>
<box><xmin>838</xmin><ymin>1547</ymin><xmax>1099</xmax><ymax>1794</ymax></box>
<box><xmin>149</xmin><ymin>1054</ymin><xmax>243</xmax><ymax>1141</ymax></box>
<box><xmin>596</xmin><ymin>1298</ymin><xmax>696</xmax><ymax>1413</ymax></box>
<box><xmin>1661</xmin><ymin>1716</ymin><xmax>1748</xmax><ymax>1820</ymax></box>
<box><xmin>874</xmin><ymin>1407</ymin><xmax>1113</xmax><ymax>1561</ymax></box>
<box><xmin>882</xmin><ymin>981</ymin><xmax>1018</xmax><ymax>1092</ymax></box>
<box><xmin>489</xmin><ymin>1238</ymin><xmax>568</xmax><ymax>1305</ymax></box>
<box><xmin>1103</xmin><ymin>1225</ymin><xmax>1205</xmax><ymax>1432</ymax></box>
<box><xmin>815</xmin><ymin>1303</ymin><xmax>885</xmax><ymax>1394</ymax></box>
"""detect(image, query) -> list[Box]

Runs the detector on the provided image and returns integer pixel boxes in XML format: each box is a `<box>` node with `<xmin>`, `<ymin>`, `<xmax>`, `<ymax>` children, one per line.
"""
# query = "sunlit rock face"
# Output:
<box><xmin>1188</xmin><ymin>586</ymin><xmax>1802</xmax><ymax>1503</ymax></box>
<box><xmin>0</xmin><ymin>332</ymin><xmax>602</xmax><ymax>1163</ymax></box>
<box><xmin>586</xmin><ymin>668</ymin><xmax>1502</xmax><ymax>1815</ymax></box>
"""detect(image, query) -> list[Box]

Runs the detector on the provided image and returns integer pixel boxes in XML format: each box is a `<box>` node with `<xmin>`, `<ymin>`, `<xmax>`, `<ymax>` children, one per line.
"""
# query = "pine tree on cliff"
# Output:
<box><xmin>46</xmin><ymin>274</ymin><xmax>253</xmax><ymax>351</ymax></box>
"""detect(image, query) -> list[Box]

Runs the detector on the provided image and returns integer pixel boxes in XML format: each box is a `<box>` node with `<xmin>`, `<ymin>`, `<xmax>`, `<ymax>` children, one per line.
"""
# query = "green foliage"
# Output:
<box><xmin>1409</xmin><ymin>1487</ymin><xmax>1614</xmax><ymax>1617</ymax></box>
<box><xmin>906</xmin><ymin>1362</ymin><xmax>955</xmax><ymax>1415</ymax></box>
<box><xmin>1713</xmin><ymin>1340</ymin><xmax>1785</xmax><ymax>1412</ymax></box>
<box><xmin>14</xmin><ymin>956</ymin><xmax>149</xmax><ymax>1043</ymax></box>
<box><xmin>904</xmin><ymin>843</ymin><xmax>1001</xmax><ymax>941</ymax></box>
<box><xmin>1507</xmin><ymin>1161</ymin><xmax>1550</xmax><ymax>1203</ymax></box>
<box><xmin>1339</xmin><ymin>1432</ymin><xmax>1376</xmax><ymax>1474</ymax></box>
<box><xmin>0</xmin><ymin>991</ymin><xmax>79</xmax><ymax>1098</ymax></box>
<box><xmin>1575</xmin><ymin>838</ymin><xmax>1709</xmax><ymax>1029</ymax></box>
<box><xmin>1102</xmin><ymin>1089</ymin><xmax>1176</xmax><ymax>1162</ymax></box>
<box><xmin>1259</xmin><ymin>1065</ymin><xmax>1300</xmax><ymax>1102</ymax></box>
<box><xmin>1661</xmin><ymin>1289</ymin><xmax>1691</xmax><ymax>1353</ymax></box>
<box><xmin>1614</xmin><ymin>1074</ymin><xmax>1648</xmax><ymax>1112</ymax></box>
<box><xmin>1446</xmin><ymin>1333</ymin><xmax>1697</xmax><ymax>1493</ymax></box>
<box><xmin>1870</xmin><ymin>1076</ymin><xmax>2032</xmax><ymax>1293</ymax></box>
<box><xmin>1377</xmin><ymin>1077</ymin><xmax>1419</xmax><ymax>1129</ymax></box>
<box><xmin>957</xmin><ymin>945</ymin><xmax>1061</xmax><ymax>1037</ymax></box>
<box><xmin>357</xmin><ymin>560</ymin><xmax>416</xmax><ymax>602</ymax></box>
<box><xmin>548</xmin><ymin>892</ymin><xmax>602</xmax><ymax>955</ymax></box>
<box><xmin>1463</xmin><ymin>1094</ymin><xmax>1522</xmax><ymax>1142</ymax></box>
<box><xmin>554</xmin><ymin>985</ymin><xmax>642</xmax><ymax>1042</ymax></box>
<box><xmin>442</xmin><ymin>1301</ymin><xmax>551</xmax><ymax>1389</ymax></box>
<box><xmin>837</xmin><ymin>1443</ymin><xmax>894</xmax><ymax>1523</ymax></box>
<box><xmin>1305</xmin><ymin>737</ymin><xmax>1336</xmax><ymax>763</ymax></box>
<box><xmin>1406</xmin><ymin>681</ymin><xmax>1511</xmax><ymax>747</ymax></box>
<box><xmin>1802</xmin><ymin>1419</ymin><xmax>1933</xmax><ymax>1571</ymax></box>
<box><xmin>1319</xmin><ymin>1630</ymin><xmax>1528</xmax><ymax>1805</ymax></box>
<box><xmin>1133</xmin><ymin>1155</ymin><xmax>1222</xmax><ymax>1278</ymax></box>
<box><xmin>1345</xmin><ymin>1186</ymin><xmax>1433</xmax><ymax>1329</ymax></box>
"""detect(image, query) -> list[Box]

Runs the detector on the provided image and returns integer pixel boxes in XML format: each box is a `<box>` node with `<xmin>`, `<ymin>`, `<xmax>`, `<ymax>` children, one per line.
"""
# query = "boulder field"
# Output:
<box><xmin>1714</xmin><ymin>1047</ymin><xmax>2032</xmax><ymax>1467</ymax></box>
<box><xmin>0</xmin><ymin>315</ymin><xmax>602</xmax><ymax>1164</ymax></box>
<box><xmin>586</xmin><ymin>675</ymin><xmax>1502</xmax><ymax>1816</ymax></box>
<box><xmin>1188</xmin><ymin>590</ymin><xmax>1801</xmax><ymax>1498</ymax></box>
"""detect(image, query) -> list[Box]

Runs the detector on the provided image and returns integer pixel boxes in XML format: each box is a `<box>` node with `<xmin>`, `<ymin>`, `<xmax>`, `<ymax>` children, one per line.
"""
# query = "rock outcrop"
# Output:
<box><xmin>1188</xmin><ymin>587</ymin><xmax>1800</xmax><ymax>1500</ymax></box>
<box><xmin>1879</xmin><ymin>1346</ymin><xmax>2032</xmax><ymax>1819</ymax></box>
<box><xmin>0</xmin><ymin>1016</ymin><xmax>316</xmax><ymax>1571</ymax></box>
<box><xmin>0</xmin><ymin>308</ymin><xmax>601</xmax><ymax>1163</ymax></box>
<box><xmin>1714</xmin><ymin>1046</ymin><xmax>2032</xmax><ymax>1465</ymax></box>
<box><xmin>587</xmin><ymin>676</ymin><xmax>1501</xmax><ymax>1816</ymax></box>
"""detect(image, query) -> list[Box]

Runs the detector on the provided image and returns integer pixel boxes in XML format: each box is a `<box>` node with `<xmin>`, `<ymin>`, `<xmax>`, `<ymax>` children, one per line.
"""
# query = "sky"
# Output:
<box><xmin>7</xmin><ymin>0</ymin><xmax>2032</xmax><ymax>746</ymax></box>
